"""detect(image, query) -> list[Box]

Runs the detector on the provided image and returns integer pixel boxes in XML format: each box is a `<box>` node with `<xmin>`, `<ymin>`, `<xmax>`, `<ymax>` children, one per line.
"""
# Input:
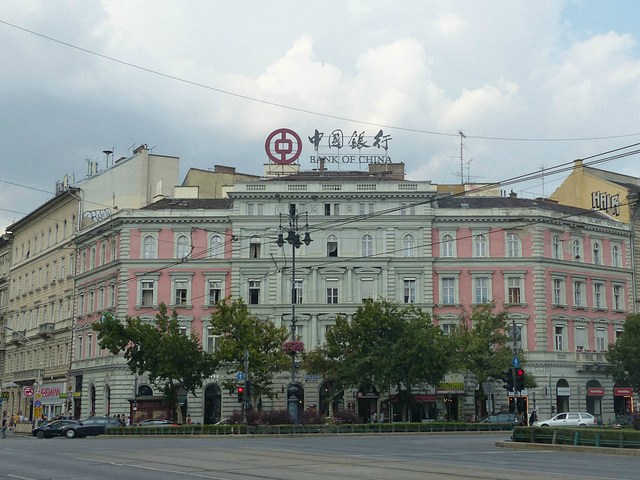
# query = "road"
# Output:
<box><xmin>0</xmin><ymin>432</ymin><xmax>635</xmax><ymax>480</ymax></box>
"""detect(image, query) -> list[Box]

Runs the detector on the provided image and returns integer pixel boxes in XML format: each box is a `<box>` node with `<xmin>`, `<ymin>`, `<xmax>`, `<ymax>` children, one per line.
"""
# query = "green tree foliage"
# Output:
<box><xmin>607</xmin><ymin>314</ymin><xmax>640</xmax><ymax>400</ymax></box>
<box><xmin>93</xmin><ymin>303</ymin><xmax>217</xmax><ymax>422</ymax></box>
<box><xmin>208</xmin><ymin>297</ymin><xmax>290</xmax><ymax>406</ymax></box>
<box><xmin>311</xmin><ymin>299</ymin><xmax>455</xmax><ymax>421</ymax></box>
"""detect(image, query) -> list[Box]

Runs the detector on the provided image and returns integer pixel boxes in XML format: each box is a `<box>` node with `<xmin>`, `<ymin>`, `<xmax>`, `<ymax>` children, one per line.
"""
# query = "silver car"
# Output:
<box><xmin>533</xmin><ymin>411</ymin><xmax>597</xmax><ymax>427</ymax></box>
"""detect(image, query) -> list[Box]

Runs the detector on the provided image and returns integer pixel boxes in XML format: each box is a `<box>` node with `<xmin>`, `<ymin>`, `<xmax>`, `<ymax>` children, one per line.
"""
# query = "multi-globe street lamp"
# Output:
<box><xmin>276</xmin><ymin>204</ymin><xmax>312</xmax><ymax>423</ymax></box>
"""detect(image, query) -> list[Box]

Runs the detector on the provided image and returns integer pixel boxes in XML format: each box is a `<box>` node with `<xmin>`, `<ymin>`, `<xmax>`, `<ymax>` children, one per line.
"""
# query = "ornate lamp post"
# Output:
<box><xmin>276</xmin><ymin>204</ymin><xmax>312</xmax><ymax>423</ymax></box>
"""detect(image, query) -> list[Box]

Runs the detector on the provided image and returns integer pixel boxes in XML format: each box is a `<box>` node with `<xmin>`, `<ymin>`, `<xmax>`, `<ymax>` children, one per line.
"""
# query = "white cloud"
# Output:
<box><xmin>434</xmin><ymin>15</ymin><xmax>466</xmax><ymax>35</ymax></box>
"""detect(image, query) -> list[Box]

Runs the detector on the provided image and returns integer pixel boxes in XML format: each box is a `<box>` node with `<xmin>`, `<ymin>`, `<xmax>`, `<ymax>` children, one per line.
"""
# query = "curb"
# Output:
<box><xmin>496</xmin><ymin>440</ymin><xmax>640</xmax><ymax>456</ymax></box>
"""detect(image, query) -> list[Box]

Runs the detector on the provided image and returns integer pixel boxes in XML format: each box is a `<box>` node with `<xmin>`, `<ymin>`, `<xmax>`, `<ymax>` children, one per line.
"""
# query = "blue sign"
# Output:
<box><xmin>34</xmin><ymin>400</ymin><xmax>42</xmax><ymax>407</ymax></box>
<box><xmin>237</xmin><ymin>373</ymin><xmax>245</xmax><ymax>381</ymax></box>
<box><xmin>512</xmin><ymin>357</ymin><xmax>521</xmax><ymax>368</ymax></box>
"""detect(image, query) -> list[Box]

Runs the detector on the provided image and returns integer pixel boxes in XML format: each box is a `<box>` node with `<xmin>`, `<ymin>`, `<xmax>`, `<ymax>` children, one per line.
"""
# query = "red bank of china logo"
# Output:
<box><xmin>265</xmin><ymin>128</ymin><xmax>303</xmax><ymax>165</ymax></box>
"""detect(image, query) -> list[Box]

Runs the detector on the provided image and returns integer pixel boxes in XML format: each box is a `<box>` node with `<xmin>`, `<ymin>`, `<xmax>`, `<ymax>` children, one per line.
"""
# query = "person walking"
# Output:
<box><xmin>2</xmin><ymin>417</ymin><xmax>7</xmax><ymax>438</ymax></box>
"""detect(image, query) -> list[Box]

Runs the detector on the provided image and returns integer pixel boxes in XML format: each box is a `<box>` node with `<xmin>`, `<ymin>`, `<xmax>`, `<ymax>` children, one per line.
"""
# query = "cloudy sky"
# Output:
<box><xmin>2</xmin><ymin>0</ymin><xmax>640</xmax><ymax>233</ymax></box>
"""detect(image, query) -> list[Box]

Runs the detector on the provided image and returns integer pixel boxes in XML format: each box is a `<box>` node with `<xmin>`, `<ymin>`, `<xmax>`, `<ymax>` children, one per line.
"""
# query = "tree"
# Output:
<box><xmin>607</xmin><ymin>314</ymin><xmax>640</xmax><ymax>408</ymax></box>
<box><xmin>313</xmin><ymin>299</ymin><xmax>455</xmax><ymax>422</ymax></box>
<box><xmin>208</xmin><ymin>297</ymin><xmax>290</xmax><ymax>407</ymax></box>
<box><xmin>93</xmin><ymin>303</ymin><xmax>217</xmax><ymax>423</ymax></box>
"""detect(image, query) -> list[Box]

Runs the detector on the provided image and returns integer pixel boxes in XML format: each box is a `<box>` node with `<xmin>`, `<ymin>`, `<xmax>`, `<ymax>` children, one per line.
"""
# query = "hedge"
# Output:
<box><xmin>512</xmin><ymin>426</ymin><xmax>640</xmax><ymax>449</ymax></box>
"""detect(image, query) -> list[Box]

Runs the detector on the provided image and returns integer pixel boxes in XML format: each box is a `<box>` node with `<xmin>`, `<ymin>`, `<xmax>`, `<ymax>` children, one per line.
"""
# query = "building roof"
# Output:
<box><xmin>263</xmin><ymin>169</ymin><xmax>403</xmax><ymax>182</ymax></box>
<box><xmin>141</xmin><ymin>198</ymin><xmax>233</xmax><ymax>210</ymax></box>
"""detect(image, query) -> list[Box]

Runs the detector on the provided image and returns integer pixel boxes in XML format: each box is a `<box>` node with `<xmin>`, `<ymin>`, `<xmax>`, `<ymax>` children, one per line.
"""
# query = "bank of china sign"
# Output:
<box><xmin>265</xmin><ymin>127</ymin><xmax>392</xmax><ymax>167</ymax></box>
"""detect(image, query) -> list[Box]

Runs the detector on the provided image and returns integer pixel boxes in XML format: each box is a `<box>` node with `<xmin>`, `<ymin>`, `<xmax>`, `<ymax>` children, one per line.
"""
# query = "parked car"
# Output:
<box><xmin>64</xmin><ymin>416</ymin><xmax>124</xmax><ymax>438</ymax></box>
<box><xmin>32</xmin><ymin>419</ymin><xmax>80</xmax><ymax>439</ymax></box>
<box><xmin>533</xmin><ymin>412</ymin><xmax>597</xmax><ymax>427</ymax></box>
<box><xmin>481</xmin><ymin>413</ymin><xmax>522</xmax><ymax>425</ymax></box>
<box><xmin>136</xmin><ymin>419</ymin><xmax>180</xmax><ymax>427</ymax></box>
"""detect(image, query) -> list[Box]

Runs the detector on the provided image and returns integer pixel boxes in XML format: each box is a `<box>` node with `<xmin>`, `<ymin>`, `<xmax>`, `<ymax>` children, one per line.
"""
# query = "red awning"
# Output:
<box><xmin>387</xmin><ymin>394</ymin><xmax>436</xmax><ymax>403</ymax></box>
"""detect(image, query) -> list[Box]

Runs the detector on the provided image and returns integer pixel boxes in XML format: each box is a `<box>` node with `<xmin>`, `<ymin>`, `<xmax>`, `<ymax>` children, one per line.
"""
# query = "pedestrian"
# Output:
<box><xmin>1</xmin><ymin>417</ymin><xmax>7</xmax><ymax>438</ymax></box>
<box><xmin>379</xmin><ymin>412</ymin><xmax>384</xmax><ymax>424</ymax></box>
<box><xmin>125</xmin><ymin>416</ymin><xmax>131</xmax><ymax>427</ymax></box>
<box><xmin>186</xmin><ymin>414</ymin><xmax>192</xmax><ymax>425</ymax></box>
<box><xmin>529</xmin><ymin>409</ymin><xmax>537</xmax><ymax>425</ymax></box>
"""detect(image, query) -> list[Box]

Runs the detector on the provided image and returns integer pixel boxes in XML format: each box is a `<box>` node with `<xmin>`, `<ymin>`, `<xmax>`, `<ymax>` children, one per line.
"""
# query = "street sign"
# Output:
<box><xmin>34</xmin><ymin>400</ymin><xmax>42</xmax><ymax>408</ymax></box>
<box><xmin>512</xmin><ymin>357</ymin><xmax>521</xmax><ymax>368</ymax></box>
<box><xmin>23</xmin><ymin>386</ymin><xmax>35</xmax><ymax>398</ymax></box>
<box><xmin>237</xmin><ymin>373</ymin><xmax>245</xmax><ymax>381</ymax></box>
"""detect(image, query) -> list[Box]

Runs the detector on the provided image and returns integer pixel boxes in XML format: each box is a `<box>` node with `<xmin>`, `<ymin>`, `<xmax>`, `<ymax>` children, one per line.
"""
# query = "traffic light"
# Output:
<box><xmin>515</xmin><ymin>368</ymin><xmax>525</xmax><ymax>391</ymax></box>
<box><xmin>245</xmin><ymin>381</ymin><xmax>252</xmax><ymax>398</ymax></box>
<box><xmin>237</xmin><ymin>386</ymin><xmax>244</xmax><ymax>403</ymax></box>
<box><xmin>502</xmin><ymin>368</ymin><xmax>514</xmax><ymax>391</ymax></box>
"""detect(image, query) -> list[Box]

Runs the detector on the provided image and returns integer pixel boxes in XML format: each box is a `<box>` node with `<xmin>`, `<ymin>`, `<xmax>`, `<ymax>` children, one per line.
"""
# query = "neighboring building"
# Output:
<box><xmin>180</xmin><ymin>165</ymin><xmax>260</xmax><ymax>199</ymax></box>
<box><xmin>550</xmin><ymin>159</ymin><xmax>640</xmax><ymax>313</ymax></box>
<box><xmin>1</xmin><ymin>234</ymin><xmax>12</xmax><ymax>392</ymax></box>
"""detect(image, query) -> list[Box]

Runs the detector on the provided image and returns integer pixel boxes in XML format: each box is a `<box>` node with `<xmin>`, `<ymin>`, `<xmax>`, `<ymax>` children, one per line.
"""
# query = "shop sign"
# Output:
<box><xmin>614</xmin><ymin>387</ymin><xmax>633</xmax><ymax>396</ymax></box>
<box><xmin>591</xmin><ymin>191</ymin><xmax>620</xmax><ymax>216</ymax></box>
<box><xmin>557</xmin><ymin>387</ymin><xmax>571</xmax><ymax>396</ymax></box>
<box><xmin>438</xmin><ymin>373</ymin><xmax>465</xmax><ymax>394</ymax></box>
<box><xmin>39</xmin><ymin>382</ymin><xmax>64</xmax><ymax>405</ymax></box>
<box><xmin>587</xmin><ymin>388</ymin><xmax>604</xmax><ymax>396</ymax></box>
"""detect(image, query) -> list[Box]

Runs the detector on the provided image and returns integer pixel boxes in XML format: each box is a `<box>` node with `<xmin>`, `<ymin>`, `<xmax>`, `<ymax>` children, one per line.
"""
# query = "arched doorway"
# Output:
<box><xmin>556</xmin><ymin>379</ymin><xmax>570</xmax><ymax>413</ymax></box>
<box><xmin>586</xmin><ymin>380</ymin><xmax>603</xmax><ymax>423</ymax></box>
<box><xmin>138</xmin><ymin>385</ymin><xmax>153</xmax><ymax>396</ymax></box>
<box><xmin>177</xmin><ymin>387</ymin><xmax>188</xmax><ymax>422</ymax></box>
<box><xmin>105</xmin><ymin>385</ymin><xmax>111</xmax><ymax>416</ymax></box>
<box><xmin>319</xmin><ymin>380</ymin><xmax>343</xmax><ymax>417</ymax></box>
<box><xmin>204</xmin><ymin>384</ymin><xmax>222</xmax><ymax>424</ymax></box>
<box><xmin>287</xmin><ymin>383</ymin><xmax>304</xmax><ymax>420</ymax></box>
<box><xmin>357</xmin><ymin>385</ymin><xmax>378</xmax><ymax>423</ymax></box>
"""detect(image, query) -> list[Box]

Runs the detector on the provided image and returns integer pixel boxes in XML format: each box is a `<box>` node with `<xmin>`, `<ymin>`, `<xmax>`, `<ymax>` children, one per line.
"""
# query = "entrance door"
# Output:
<box><xmin>204</xmin><ymin>385</ymin><xmax>222</xmax><ymax>424</ymax></box>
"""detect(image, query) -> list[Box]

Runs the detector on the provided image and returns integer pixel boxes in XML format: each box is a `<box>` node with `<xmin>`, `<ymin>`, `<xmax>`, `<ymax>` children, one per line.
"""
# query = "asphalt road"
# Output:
<box><xmin>0</xmin><ymin>432</ymin><xmax>635</xmax><ymax>480</ymax></box>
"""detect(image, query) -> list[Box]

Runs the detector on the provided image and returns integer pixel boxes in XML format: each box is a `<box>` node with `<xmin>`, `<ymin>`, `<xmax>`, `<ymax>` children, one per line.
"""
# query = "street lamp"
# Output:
<box><xmin>4</xmin><ymin>326</ymin><xmax>43</xmax><ymax>428</ymax></box>
<box><xmin>276</xmin><ymin>204</ymin><xmax>312</xmax><ymax>423</ymax></box>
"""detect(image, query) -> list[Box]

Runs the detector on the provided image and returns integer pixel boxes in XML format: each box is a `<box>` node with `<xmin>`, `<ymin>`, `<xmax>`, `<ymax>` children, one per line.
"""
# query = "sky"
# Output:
<box><xmin>2</xmin><ymin>0</ymin><xmax>640</xmax><ymax>233</ymax></box>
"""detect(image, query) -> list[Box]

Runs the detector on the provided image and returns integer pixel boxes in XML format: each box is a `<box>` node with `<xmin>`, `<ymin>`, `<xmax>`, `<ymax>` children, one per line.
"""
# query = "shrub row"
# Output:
<box><xmin>513</xmin><ymin>426</ymin><xmax>640</xmax><ymax>449</ymax></box>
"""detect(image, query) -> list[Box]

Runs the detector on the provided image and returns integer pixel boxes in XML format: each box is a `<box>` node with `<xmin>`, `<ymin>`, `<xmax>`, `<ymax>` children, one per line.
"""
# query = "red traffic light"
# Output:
<box><xmin>516</xmin><ymin>368</ymin><xmax>524</xmax><ymax>377</ymax></box>
<box><xmin>238</xmin><ymin>386</ymin><xmax>244</xmax><ymax>393</ymax></box>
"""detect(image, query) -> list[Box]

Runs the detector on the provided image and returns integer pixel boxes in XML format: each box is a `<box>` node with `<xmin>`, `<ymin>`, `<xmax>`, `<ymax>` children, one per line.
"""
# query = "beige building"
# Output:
<box><xmin>180</xmin><ymin>165</ymin><xmax>260</xmax><ymax>199</ymax></box>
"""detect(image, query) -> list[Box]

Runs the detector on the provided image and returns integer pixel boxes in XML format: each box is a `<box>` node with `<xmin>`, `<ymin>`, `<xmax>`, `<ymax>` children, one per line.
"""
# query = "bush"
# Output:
<box><xmin>632</xmin><ymin>412</ymin><xmax>640</xmax><ymax>431</ymax></box>
<box><xmin>333</xmin><ymin>410</ymin><xmax>361</xmax><ymax>424</ymax></box>
<box><xmin>260</xmin><ymin>410</ymin><xmax>293</xmax><ymax>425</ymax></box>
<box><xmin>299</xmin><ymin>410</ymin><xmax>326</xmax><ymax>425</ymax></box>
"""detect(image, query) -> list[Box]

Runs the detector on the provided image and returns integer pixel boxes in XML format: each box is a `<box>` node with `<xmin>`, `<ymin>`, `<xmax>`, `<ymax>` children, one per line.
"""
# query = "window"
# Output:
<box><xmin>507</xmin><ymin>234</ymin><xmax>521</xmax><ymax>257</ymax></box>
<box><xmin>474</xmin><ymin>234</ymin><xmax>487</xmax><ymax>257</ymax></box>
<box><xmin>208</xmin><ymin>280</ymin><xmax>222</xmax><ymax>305</ymax></box>
<box><xmin>249</xmin><ymin>236</ymin><xmax>261</xmax><ymax>258</ymax></box>
<box><xmin>88</xmin><ymin>290</ymin><xmax>95</xmax><ymax>312</ymax></box>
<box><xmin>61</xmin><ymin>259</ymin><xmax>65</xmax><ymax>279</ymax></box>
<box><xmin>442</xmin><ymin>278</ymin><xmax>456</xmax><ymax>304</ymax></box>
<box><xmin>360</xmin><ymin>278</ymin><xmax>374</xmax><ymax>302</ymax></box>
<box><xmin>361</xmin><ymin>234</ymin><xmax>373</xmax><ymax>257</ymax></box>
<box><xmin>176</xmin><ymin>235</ymin><xmax>190</xmax><ymax>259</ymax></box>
<box><xmin>552</xmin><ymin>236</ymin><xmax>561</xmax><ymax>260</ymax></box>
<box><xmin>359</xmin><ymin>203</ymin><xmax>374</xmax><ymax>215</ymax></box>
<box><xmin>400</xmin><ymin>203</ymin><xmax>416</xmax><ymax>215</ymax></box>
<box><xmin>474</xmin><ymin>277</ymin><xmax>489</xmax><ymax>303</ymax></box>
<box><xmin>403</xmin><ymin>234</ymin><xmax>415</xmax><ymax>257</ymax></box>
<box><xmin>143</xmin><ymin>235</ymin><xmax>157</xmax><ymax>259</ymax></box>
<box><xmin>98</xmin><ymin>287</ymin><xmax>105</xmax><ymax>310</ymax></box>
<box><xmin>327</xmin><ymin>235</ymin><xmax>338</xmax><ymax>257</ymax></box>
<box><xmin>593</xmin><ymin>283</ymin><xmax>604</xmax><ymax>309</ymax></box>
<box><xmin>76</xmin><ymin>334</ymin><xmax>84</xmax><ymax>360</ymax></box>
<box><xmin>100</xmin><ymin>244</ymin><xmax>106</xmax><ymax>265</ymax></box>
<box><xmin>174</xmin><ymin>280</ymin><xmax>188</xmax><ymax>306</ymax></box>
<box><xmin>90</xmin><ymin>247</ymin><xmax>96</xmax><ymax>269</ymax></box>
<box><xmin>552</xmin><ymin>278</ymin><xmax>564</xmax><ymax>305</ymax></box>
<box><xmin>293</xmin><ymin>280</ymin><xmax>303</xmax><ymax>304</ymax></box>
<box><xmin>141</xmin><ymin>281</ymin><xmax>154</xmax><ymax>306</ymax></box>
<box><xmin>507</xmin><ymin>277</ymin><xmax>522</xmax><ymax>304</ymax></box>
<box><xmin>403</xmin><ymin>278</ymin><xmax>416</xmax><ymax>304</ymax></box>
<box><xmin>324</xmin><ymin>203</ymin><xmax>340</xmax><ymax>215</ymax></box>
<box><xmin>248</xmin><ymin>280</ymin><xmax>260</xmax><ymax>304</ymax></box>
<box><xmin>109</xmin><ymin>283</ymin><xmax>116</xmax><ymax>307</ymax></box>
<box><xmin>613</xmin><ymin>285</ymin><xmax>624</xmax><ymax>310</ymax></box>
<box><xmin>205</xmin><ymin>326</ymin><xmax>220</xmax><ymax>353</ymax></box>
<box><xmin>247</xmin><ymin>203</ymin><xmax>263</xmax><ymax>216</ymax></box>
<box><xmin>111</xmin><ymin>237</ymin><xmax>117</xmax><ymax>261</ymax></box>
<box><xmin>81</xmin><ymin>251</ymin><xmax>87</xmax><ymax>272</ymax></box>
<box><xmin>573</xmin><ymin>239</ymin><xmax>582</xmax><ymax>261</ymax></box>
<box><xmin>573</xmin><ymin>280</ymin><xmax>584</xmax><ymax>307</ymax></box>
<box><xmin>442</xmin><ymin>234</ymin><xmax>454</xmax><ymax>257</ymax></box>
<box><xmin>326</xmin><ymin>279</ymin><xmax>339</xmax><ymax>304</ymax></box>
<box><xmin>575</xmin><ymin>326</ymin><xmax>586</xmax><ymax>351</ymax></box>
<box><xmin>596</xmin><ymin>327</ymin><xmax>607</xmax><ymax>352</ymax></box>
<box><xmin>612</xmin><ymin>245</ymin><xmax>620</xmax><ymax>267</ymax></box>
<box><xmin>592</xmin><ymin>241</ymin><xmax>601</xmax><ymax>265</ymax></box>
<box><xmin>209</xmin><ymin>235</ymin><xmax>223</xmax><ymax>258</ymax></box>
<box><xmin>79</xmin><ymin>292</ymin><xmax>85</xmax><ymax>314</ymax></box>
<box><xmin>554</xmin><ymin>325</ymin><xmax>564</xmax><ymax>351</ymax></box>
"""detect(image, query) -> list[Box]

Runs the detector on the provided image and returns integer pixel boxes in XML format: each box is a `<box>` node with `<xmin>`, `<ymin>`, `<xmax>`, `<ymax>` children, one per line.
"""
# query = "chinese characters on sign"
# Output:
<box><xmin>591</xmin><ymin>191</ymin><xmax>620</xmax><ymax>216</ymax></box>
<box><xmin>307</xmin><ymin>128</ymin><xmax>392</xmax><ymax>165</ymax></box>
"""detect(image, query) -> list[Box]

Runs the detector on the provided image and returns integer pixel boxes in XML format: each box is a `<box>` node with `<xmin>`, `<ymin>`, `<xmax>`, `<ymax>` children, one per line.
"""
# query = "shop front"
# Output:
<box><xmin>586</xmin><ymin>381</ymin><xmax>604</xmax><ymax>423</ymax></box>
<box><xmin>614</xmin><ymin>387</ymin><xmax>634</xmax><ymax>418</ymax></box>
<box><xmin>556</xmin><ymin>380</ymin><xmax>570</xmax><ymax>413</ymax></box>
<box><xmin>437</xmin><ymin>374</ymin><xmax>465</xmax><ymax>421</ymax></box>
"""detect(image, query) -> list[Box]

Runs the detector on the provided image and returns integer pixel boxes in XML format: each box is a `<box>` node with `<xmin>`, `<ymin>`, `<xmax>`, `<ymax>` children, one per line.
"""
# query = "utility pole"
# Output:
<box><xmin>459</xmin><ymin>130</ymin><xmax>466</xmax><ymax>185</ymax></box>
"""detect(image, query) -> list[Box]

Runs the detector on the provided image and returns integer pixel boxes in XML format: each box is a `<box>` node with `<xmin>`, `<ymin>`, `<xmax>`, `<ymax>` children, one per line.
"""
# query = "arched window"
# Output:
<box><xmin>90</xmin><ymin>247</ymin><xmax>96</xmax><ymax>269</ymax></box>
<box><xmin>442</xmin><ymin>234</ymin><xmax>454</xmax><ymax>257</ymax></box>
<box><xmin>110</xmin><ymin>237</ymin><xmax>117</xmax><ymax>262</ymax></box>
<box><xmin>327</xmin><ymin>235</ymin><xmax>338</xmax><ymax>257</ymax></box>
<box><xmin>209</xmin><ymin>235</ymin><xmax>223</xmax><ymax>258</ymax></box>
<box><xmin>361</xmin><ymin>234</ymin><xmax>373</xmax><ymax>257</ymax></box>
<box><xmin>573</xmin><ymin>239</ymin><xmax>582</xmax><ymax>261</ymax></box>
<box><xmin>176</xmin><ymin>235</ymin><xmax>190</xmax><ymax>259</ymax></box>
<box><xmin>507</xmin><ymin>234</ymin><xmax>521</xmax><ymax>257</ymax></box>
<box><xmin>249</xmin><ymin>236</ymin><xmax>261</xmax><ymax>258</ymax></box>
<box><xmin>592</xmin><ymin>241</ymin><xmax>601</xmax><ymax>265</ymax></box>
<box><xmin>403</xmin><ymin>234</ymin><xmax>415</xmax><ymax>257</ymax></box>
<box><xmin>612</xmin><ymin>245</ymin><xmax>620</xmax><ymax>267</ymax></box>
<box><xmin>55</xmin><ymin>224</ymin><xmax>59</xmax><ymax>243</ymax></box>
<box><xmin>143</xmin><ymin>235</ymin><xmax>156</xmax><ymax>259</ymax></box>
<box><xmin>474</xmin><ymin>234</ymin><xmax>487</xmax><ymax>257</ymax></box>
<box><xmin>100</xmin><ymin>244</ymin><xmax>106</xmax><ymax>265</ymax></box>
<box><xmin>552</xmin><ymin>236</ymin><xmax>561</xmax><ymax>260</ymax></box>
<box><xmin>81</xmin><ymin>251</ymin><xmax>87</xmax><ymax>272</ymax></box>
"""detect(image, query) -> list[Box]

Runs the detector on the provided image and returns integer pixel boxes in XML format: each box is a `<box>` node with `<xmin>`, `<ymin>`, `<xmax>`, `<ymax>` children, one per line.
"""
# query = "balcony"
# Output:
<box><xmin>38</xmin><ymin>322</ymin><xmax>55</xmax><ymax>338</ymax></box>
<box><xmin>12</xmin><ymin>367</ymin><xmax>44</xmax><ymax>383</ymax></box>
<box><xmin>10</xmin><ymin>330</ymin><xmax>27</xmax><ymax>345</ymax></box>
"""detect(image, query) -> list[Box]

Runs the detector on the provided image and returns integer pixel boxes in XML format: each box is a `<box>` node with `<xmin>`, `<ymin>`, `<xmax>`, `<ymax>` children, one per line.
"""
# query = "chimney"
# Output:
<box><xmin>509</xmin><ymin>190</ymin><xmax>517</xmax><ymax>198</ymax></box>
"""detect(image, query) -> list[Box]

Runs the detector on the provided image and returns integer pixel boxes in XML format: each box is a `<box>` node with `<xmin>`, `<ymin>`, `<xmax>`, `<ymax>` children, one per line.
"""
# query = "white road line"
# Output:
<box><xmin>74</xmin><ymin>457</ymin><xmax>229</xmax><ymax>480</ymax></box>
<box><xmin>8</xmin><ymin>474</ymin><xmax>36</xmax><ymax>480</ymax></box>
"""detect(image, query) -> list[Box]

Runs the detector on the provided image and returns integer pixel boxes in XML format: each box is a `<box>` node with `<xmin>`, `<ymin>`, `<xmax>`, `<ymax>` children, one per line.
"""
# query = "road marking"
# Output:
<box><xmin>8</xmin><ymin>475</ymin><xmax>36</xmax><ymax>480</ymax></box>
<box><xmin>75</xmin><ymin>457</ymin><xmax>229</xmax><ymax>480</ymax></box>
